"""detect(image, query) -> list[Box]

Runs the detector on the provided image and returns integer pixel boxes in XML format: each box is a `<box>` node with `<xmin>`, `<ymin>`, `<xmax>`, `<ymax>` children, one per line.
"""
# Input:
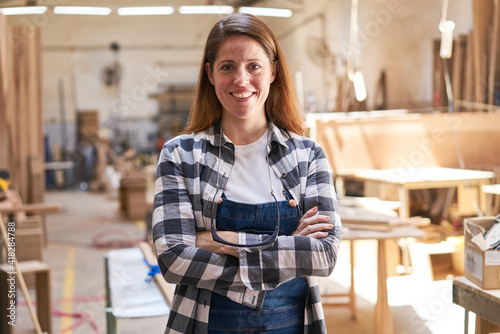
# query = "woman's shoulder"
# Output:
<box><xmin>273</xmin><ymin>128</ymin><xmax>328</xmax><ymax>167</ymax></box>
<box><xmin>159</xmin><ymin>131</ymin><xmax>213</xmax><ymax>166</ymax></box>
<box><xmin>164</xmin><ymin>129</ymin><xmax>212</xmax><ymax>152</ymax></box>
<box><xmin>279</xmin><ymin>128</ymin><xmax>322</xmax><ymax>151</ymax></box>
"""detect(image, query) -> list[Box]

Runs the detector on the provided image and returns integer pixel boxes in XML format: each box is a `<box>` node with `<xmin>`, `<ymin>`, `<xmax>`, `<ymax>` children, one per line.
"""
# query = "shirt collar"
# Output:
<box><xmin>206</xmin><ymin>121</ymin><xmax>224</xmax><ymax>147</ymax></box>
<box><xmin>268</xmin><ymin>122</ymin><xmax>289</xmax><ymax>149</ymax></box>
<box><xmin>207</xmin><ymin>121</ymin><xmax>289</xmax><ymax>149</ymax></box>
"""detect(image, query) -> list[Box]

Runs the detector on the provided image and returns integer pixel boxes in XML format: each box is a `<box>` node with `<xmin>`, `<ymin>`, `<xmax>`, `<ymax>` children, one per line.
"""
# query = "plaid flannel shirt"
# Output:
<box><xmin>153</xmin><ymin>121</ymin><xmax>342</xmax><ymax>334</ymax></box>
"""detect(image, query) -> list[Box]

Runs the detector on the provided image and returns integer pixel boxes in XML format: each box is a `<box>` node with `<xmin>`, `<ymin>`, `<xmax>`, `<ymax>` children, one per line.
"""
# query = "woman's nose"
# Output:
<box><xmin>233</xmin><ymin>67</ymin><xmax>249</xmax><ymax>85</ymax></box>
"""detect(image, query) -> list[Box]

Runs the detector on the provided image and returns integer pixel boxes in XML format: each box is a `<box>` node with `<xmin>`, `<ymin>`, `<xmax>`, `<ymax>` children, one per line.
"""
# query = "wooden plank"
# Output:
<box><xmin>0</xmin><ymin>14</ymin><xmax>8</xmax><ymax>170</ymax></box>
<box><xmin>0</xmin><ymin>260</ymin><xmax>49</xmax><ymax>274</ymax></box>
<box><xmin>10</xmin><ymin>26</ymin><xmax>28</xmax><ymax>202</ymax></box>
<box><xmin>6</xmin><ymin>25</ymin><xmax>43</xmax><ymax>204</ymax></box>
<box><xmin>374</xmin><ymin>240</ymin><xmax>393</xmax><ymax>334</ymax></box>
<box><xmin>472</xmin><ymin>0</ymin><xmax>494</xmax><ymax>104</ymax></box>
<box><xmin>27</xmin><ymin>27</ymin><xmax>44</xmax><ymax>203</ymax></box>
<box><xmin>29</xmin><ymin>156</ymin><xmax>45</xmax><ymax>204</ymax></box>
<box><xmin>34</xmin><ymin>267</ymin><xmax>51</xmax><ymax>333</ymax></box>
<box><xmin>4</xmin><ymin>26</ymin><xmax>15</xmax><ymax>182</ymax></box>
<box><xmin>488</xmin><ymin>0</ymin><xmax>500</xmax><ymax>105</ymax></box>
<box><xmin>0</xmin><ymin>202</ymin><xmax>61</xmax><ymax>215</ymax></box>
<box><xmin>452</xmin><ymin>35</ymin><xmax>467</xmax><ymax>102</ymax></box>
<box><xmin>138</xmin><ymin>242</ymin><xmax>174</xmax><ymax>307</ymax></box>
<box><xmin>26</xmin><ymin>27</ymin><xmax>44</xmax><ymax>202</ymax></box>
<box><xmin>0</xmin><ymin>13</ymin><xmax>6</xmax><ymax>93</ymax></box>
<box><xmin>29</xmin><ymin>27</ymin><xmax>43</xmax><ymax>159</ymax></box>
<box><xmin>463</xmin><ymin>30</ymin><xmax>475</xmax><ymax>110</ymax></box>
<box><xmin>494</xmin><ymin>0</ymin><xmax>500</xmax><ymax>105</ymax></box>
<box><xmin>433</xmin><ymin>39</ymin><xmax>446</xmax><ymax>107</ymax></box>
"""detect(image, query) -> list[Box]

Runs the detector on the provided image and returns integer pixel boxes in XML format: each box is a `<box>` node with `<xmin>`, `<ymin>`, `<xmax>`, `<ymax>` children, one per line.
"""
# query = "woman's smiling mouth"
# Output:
<box><xmin>231</xmin><ymin>91</ymin><xmax>254</xmax><ymax>99</ymax></box>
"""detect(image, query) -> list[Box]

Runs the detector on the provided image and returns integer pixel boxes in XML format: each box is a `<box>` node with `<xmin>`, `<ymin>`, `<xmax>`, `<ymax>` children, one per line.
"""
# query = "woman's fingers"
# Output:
<box><xmin>301</xmin><ymin>206</ymin><xmax>318</xmax><ymax>220</ymax></box>
<box><xmin>292</xmin><ymin>223</ymin><xmax>331</xmax><ymax>238</ymax></box>
<box><xmin>307</xmin><ymin>231</ymin><xmax>330</xmax><ymax>239</ymax></box>
<box><xmin>292</xmin><ymin>207</ymin><xmax>332</xmax><ymax>238</ymax></box>
<box><xmin>301</xmin><ymin>222</ymin><xmax>332</xmax><ymax>235</ymax></box>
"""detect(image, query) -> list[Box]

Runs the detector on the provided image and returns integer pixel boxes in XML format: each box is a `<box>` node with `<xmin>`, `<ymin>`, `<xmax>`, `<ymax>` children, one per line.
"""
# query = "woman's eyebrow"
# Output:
<box><xmin>217</xmin><ymin>58</ymin><xmax>264</xmax><ymax>63</ymax></box>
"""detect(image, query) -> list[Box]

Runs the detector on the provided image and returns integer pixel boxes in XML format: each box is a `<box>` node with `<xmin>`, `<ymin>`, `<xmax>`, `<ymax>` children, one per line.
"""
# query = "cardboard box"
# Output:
<box><xmin>120</xmin><ymin>173</ymin><xmax>147</xmax><ymax>220</ymax></box>
<box><xmin>464</xmin><ymin>217</ymin><xmax>500</xmax><ymax>289</ymax></box>
<box><xmin>77</xmin><ymin>110</ymin><xmax>100</xmax><ymax>146</ymax></box>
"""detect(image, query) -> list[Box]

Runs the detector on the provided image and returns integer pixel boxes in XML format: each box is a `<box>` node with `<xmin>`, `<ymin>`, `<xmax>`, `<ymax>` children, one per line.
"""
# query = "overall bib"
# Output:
<box><xmin>208</xmin><ymin>190</ymin><xmax>308</xmax><ymax>334</ymax></box>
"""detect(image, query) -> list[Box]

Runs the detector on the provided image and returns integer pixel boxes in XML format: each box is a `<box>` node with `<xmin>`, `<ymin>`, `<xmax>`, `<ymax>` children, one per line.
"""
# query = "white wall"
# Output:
<box><xmin>5</xmin><ymin>0</ymin><xmax>473</xmax><ymax>149</ymax></box>
<box><xmin>278</xmin><ymin>0</ymin><xmax>473</xmax><ymax>112</ymax></box>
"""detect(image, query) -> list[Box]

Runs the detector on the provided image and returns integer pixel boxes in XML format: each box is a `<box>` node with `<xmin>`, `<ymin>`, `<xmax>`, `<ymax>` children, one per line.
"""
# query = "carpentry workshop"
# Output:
<box><xmin>1</xmin><ymin>0</ymin><xmax>500</xmax><ymax>333</ymax></box>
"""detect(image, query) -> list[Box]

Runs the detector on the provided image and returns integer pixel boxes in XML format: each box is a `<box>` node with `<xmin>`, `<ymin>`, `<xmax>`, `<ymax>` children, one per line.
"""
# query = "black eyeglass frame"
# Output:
<box><xmin>210</xmin><ymin>191</ymin><xmax>281</xmax><ymax>247</ymax></box>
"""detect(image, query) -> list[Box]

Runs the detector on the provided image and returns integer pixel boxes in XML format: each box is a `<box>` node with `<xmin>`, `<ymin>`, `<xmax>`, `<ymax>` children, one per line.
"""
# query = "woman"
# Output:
<box><xmin>153</xmin><ymin>13</ymin><xmax>341</xmax><ymax>334</ymax></box>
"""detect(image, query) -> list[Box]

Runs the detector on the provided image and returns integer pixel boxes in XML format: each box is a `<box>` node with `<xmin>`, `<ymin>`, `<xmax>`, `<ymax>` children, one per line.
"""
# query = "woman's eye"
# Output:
<box><xmin>249</xmin><ymin>64</ymin><xmax>262</xmax><ymax>70</ymax></box>
<box><xmin>220</xmin><ymin>64</ymin><xmax>233</xmax><ymax>71</ymax></box>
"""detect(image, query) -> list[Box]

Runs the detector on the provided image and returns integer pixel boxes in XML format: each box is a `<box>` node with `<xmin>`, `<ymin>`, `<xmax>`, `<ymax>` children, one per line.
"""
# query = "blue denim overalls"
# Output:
<box><xmin>208</xmin><ymin>190</ymin><xmax>308</xmax><ymax>334</ymax></box>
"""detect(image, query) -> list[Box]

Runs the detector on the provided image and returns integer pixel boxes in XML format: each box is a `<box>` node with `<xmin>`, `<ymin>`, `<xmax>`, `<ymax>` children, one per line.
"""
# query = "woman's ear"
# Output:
<box><xmin>271</xmin><ymin>61</ymin><xmax>278</xmax><ymax>83</ymax></box>
<box><xmin>205</xmin><ymin>62</ymin><xmax>214</xmax><ymax>85</ymax></box>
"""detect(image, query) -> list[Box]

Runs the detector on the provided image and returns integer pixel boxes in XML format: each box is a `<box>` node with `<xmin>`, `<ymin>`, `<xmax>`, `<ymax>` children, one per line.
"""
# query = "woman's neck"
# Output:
<box><xmin>221</xmin><ymin>117</ymin><xmax>268</xmax><ymax>145</ymax></box>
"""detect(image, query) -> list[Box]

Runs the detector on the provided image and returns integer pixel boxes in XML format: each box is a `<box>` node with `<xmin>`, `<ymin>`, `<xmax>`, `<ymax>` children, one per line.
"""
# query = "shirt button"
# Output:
<box><xmin>281</xmin><ymin>173</ymin><xmax>287</xmax><ymax>178</ymax></box>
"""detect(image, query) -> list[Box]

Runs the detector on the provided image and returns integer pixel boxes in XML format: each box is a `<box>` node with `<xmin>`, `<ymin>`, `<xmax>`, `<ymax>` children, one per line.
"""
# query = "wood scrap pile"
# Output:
<box><xmin>434</xmin><ymin>0</ymin><xmax>500</xmax><ymax>110</ymax></box>
<box><xmin>0</xmin><ymin>13</ymin><xmax>44</xmax><ymax>204</ymax></box>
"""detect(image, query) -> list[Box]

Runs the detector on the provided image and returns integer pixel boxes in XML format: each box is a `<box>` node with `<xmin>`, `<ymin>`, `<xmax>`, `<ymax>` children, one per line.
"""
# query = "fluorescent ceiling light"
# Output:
<box><xmin>353</xmin><ymin>71</ymin><xmax>367</xmax><ymax>102</ymax></box>
<box><xmin>239</xmin><ymin>7</ymin><xmax>292</xmax><ymax>18</ymax></box>
<box><xmin>0</xmin><ymin>6</ymin><xmax>47</xmax><ymax>15</ymax></box>
<box><xmin>179</xmin><ymin>6</ymin><xmax>233</xmax><ymax>15</ymax></box>
<box><xmin>54</xmin><ymin>6</ymin><xmax>111</xmax><ymax>16</ymax></box>
<box><xmin>118</xmin><ymin>7</ymin><xmax>174</xmax><ymax>16</ymax></box>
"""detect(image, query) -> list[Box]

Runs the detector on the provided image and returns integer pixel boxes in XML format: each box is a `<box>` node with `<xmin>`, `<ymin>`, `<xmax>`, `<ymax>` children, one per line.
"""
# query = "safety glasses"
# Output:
<box><xmin>210</xmin><ymin>126</ymin><xmax>280</xmax><ymax>247</ymax></box>
<box><xmin>210</xmin><ymin>191</ymin><xmax>280</xmax><ymax>247</ymax></box>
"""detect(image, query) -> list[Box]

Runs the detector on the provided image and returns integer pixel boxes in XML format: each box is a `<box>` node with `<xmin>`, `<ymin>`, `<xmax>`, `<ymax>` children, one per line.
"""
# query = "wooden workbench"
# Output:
<box><xmin>453</xmin><ymin>276</ymin><xmax>500</xmax><ymax>334</ymax></box>
<box><xmin>337</xmin><ymin>167</ymin><xmax>495</xmax><ymax>218</ymax></box>
<box><xmin>323</xmin><ymin>224</ymin><xmax>425</xmax><ymax>334</ymax></box>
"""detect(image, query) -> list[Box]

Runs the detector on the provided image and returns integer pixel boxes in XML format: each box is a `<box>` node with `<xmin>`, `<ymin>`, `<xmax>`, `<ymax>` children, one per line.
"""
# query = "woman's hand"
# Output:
<box><xmin>292</xmin><ymin>206</ymin><xmax>332</xmax><ymax>239</ymax></box>
<box><xmin>196</xmin><ymin>231</ymin><xmax>240</xmax><ymax>257</ymax></box>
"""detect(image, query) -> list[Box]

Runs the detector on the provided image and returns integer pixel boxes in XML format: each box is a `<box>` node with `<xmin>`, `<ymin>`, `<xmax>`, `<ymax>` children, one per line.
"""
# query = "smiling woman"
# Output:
<box><xmin>205</xmin><ymin>34</ymin><xmax>276</xmax><ymax>143</ymax></box>
<box><xmin>152</xmin><ymin>13</ymin><xmax>342</xmax><ymax>334</ymax></box>
<box><xmin>184</xmin><ymin>13</ymin><xmax>304</xmax><ymax>137</ymax></box>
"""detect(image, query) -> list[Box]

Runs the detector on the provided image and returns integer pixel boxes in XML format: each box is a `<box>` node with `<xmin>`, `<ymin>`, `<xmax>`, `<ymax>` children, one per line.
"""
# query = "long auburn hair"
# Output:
<box><xmin>183</xmin><ymin>13</ymin><xmax>304</xmax><ymax>135</ymax></box>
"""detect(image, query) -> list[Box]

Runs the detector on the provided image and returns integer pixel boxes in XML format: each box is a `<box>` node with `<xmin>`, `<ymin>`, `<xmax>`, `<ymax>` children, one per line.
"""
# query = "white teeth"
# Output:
<box><xmin>233</xmin><ymin>92</ymin><xmax>252</xmax><ymax>99</ymax></box>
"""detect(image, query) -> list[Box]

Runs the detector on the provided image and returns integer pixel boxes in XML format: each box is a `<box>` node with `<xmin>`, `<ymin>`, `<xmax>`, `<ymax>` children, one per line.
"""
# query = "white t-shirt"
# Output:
<box><xmin>224</xmin><ymin>130</ymin><xmax>285</xmax><ymax>204</ymax></box>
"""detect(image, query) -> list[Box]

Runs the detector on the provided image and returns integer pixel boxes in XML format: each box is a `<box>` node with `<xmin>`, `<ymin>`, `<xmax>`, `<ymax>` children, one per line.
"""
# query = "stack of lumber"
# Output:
<box><xmin>0</xmin><ymin>13</ymin><xmax>44</xmax><ymax>204</ymax></box>
<box><xmin>435</xmin><ymin>0</ymin><xmax>500</xmax><ymax>109</ymax></box>
<box><xmin>0</xmin><ymin>15</ymin><xmax>8</xmax><ymax>168</ymax></box>
<box><xmin>335</xmin><ymin>72</ymin><xmax>368</xmax><ymax>113</ymax></box>
<box><xmin>77</xmin><ymin>110</ymin><xmax>99</xmax><ymax>146</ymax></box>
<box><xmin>119</xmin><ymin>172</ymin><xmax>147</xmax><ymax>220</ymax></box>
<box><xmin>338</xmin><ymin>196</ymin><xmax>430</xmax><ymax>231</ymax></box>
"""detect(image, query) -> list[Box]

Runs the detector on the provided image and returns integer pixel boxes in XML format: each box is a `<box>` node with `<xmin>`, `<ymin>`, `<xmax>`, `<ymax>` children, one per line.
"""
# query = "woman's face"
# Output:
<box><xmin>206</xmin><ymin>35</ymin><xmax>276</xmax><ymax>125</ymax></box>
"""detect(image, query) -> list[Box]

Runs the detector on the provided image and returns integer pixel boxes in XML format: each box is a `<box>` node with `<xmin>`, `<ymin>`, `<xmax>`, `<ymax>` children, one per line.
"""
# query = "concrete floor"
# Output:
<box><xmin>12</xmin><ymin>189</ymin><xmax>472</xmax><ymax>334</ymax></box>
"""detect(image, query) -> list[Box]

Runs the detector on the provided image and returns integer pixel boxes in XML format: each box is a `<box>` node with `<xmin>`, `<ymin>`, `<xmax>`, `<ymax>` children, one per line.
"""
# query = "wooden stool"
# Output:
<box><xmin>0</xmin><ymin>260</ymin><xmax>52</xmax><ymax>334</ymax></box>
<box><xmin>321</xmin><ymin>240</ymin><xmax>357</xmax><ymax>320</ymax></box>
